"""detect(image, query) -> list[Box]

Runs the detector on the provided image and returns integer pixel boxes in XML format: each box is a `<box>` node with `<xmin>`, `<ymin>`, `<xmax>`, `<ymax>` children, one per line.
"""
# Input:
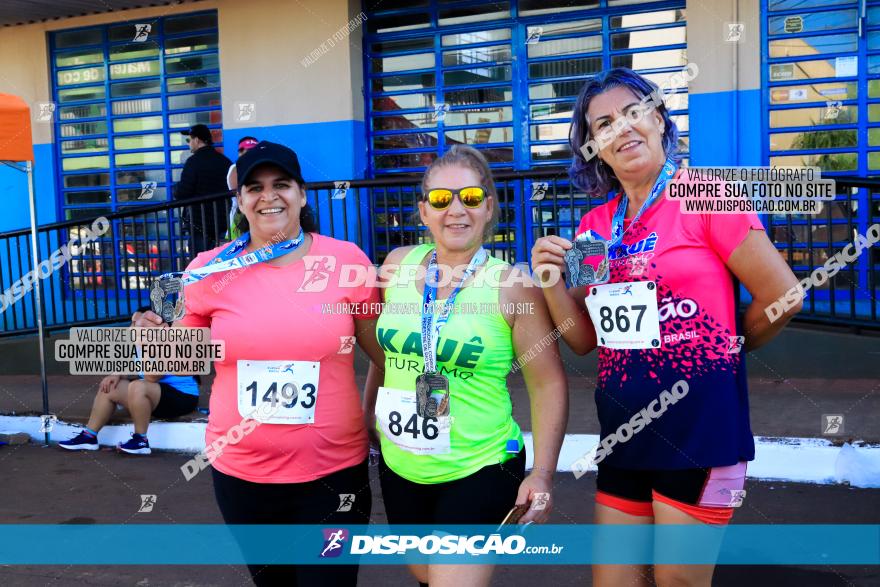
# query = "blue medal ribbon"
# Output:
<box><xmin>158</xmin><ymin>230</ymin><xmax>306</xmax><ymax>286</ymax></box>
<box><xmin>420</xmin><ymin>248</ymin><xmax>488</xmax><ymax>373</ymax></box>
<box><xmin>607</xmin><ymin>158</ymin><xmax>677</xmax><ymax>258</ymax></box>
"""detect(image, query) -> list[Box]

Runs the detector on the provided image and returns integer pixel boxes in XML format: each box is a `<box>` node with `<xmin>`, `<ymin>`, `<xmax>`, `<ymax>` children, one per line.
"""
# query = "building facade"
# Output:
<box><xmin>0</xmin><ymin>0</ymin><xmax>877</xmax><ymax>329</ymax></box>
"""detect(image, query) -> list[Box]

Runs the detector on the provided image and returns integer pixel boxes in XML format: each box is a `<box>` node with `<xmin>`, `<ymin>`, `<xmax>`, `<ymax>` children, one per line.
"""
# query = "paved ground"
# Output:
<box><xmin>0</xmin><ymin>443</ymin><xmax>878</xmax><ymax>587</ymax></box>
<box><xmin>1</xmin><ymin>324</ymin><xmax>878</xmax><ymax>441</ymax></box>
<box><xmin>1</xmin><ymin>371</ymin><xmax>878</xmax><ymax>442</ymax></box>
<box><xmin>0</xmin><ymin>324</ymin><xmax>878</xmax><ymax>585</ymax></box>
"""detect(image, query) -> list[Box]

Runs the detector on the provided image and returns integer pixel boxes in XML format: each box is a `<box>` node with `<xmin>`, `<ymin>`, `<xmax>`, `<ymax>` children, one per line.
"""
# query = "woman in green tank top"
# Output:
<box><xmin>364</xmin><ymin>145</ymin><xmax>568</xmax><ymax>587</ymax></box>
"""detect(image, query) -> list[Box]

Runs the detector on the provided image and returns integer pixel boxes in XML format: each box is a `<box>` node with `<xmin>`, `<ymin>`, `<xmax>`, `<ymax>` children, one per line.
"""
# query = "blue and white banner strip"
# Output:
<box><xmin>1</xmin><ymin>525</ymin><xmax>877</xmax><ymax>565</ymax></box>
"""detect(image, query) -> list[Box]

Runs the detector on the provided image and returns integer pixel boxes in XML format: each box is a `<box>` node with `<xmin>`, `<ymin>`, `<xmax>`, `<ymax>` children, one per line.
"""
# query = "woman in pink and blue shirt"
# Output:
<box><xmin>531</xmin><ymin>68</ymin><xmax>802</xmax><ymax>587</ymax></box>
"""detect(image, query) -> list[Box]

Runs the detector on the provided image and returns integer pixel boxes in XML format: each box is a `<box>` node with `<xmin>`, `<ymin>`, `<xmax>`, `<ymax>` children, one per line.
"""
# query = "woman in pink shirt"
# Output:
<box><xmin>137</xmin><ymin>142</ymin><xmax>384</xmax><ymax>586</ymax></box>
<box><xmin>531</xmin><ymin>68</ymin><xmax>802</xmax><ymax>587</ymax></box>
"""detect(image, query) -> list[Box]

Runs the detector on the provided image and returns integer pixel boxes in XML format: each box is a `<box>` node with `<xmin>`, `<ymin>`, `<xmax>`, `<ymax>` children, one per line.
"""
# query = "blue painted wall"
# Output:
<box><xmin>222</xmin><ymin>120</ymin><xmax>367</xmax><ymax>181</ymax></box>
<box><xmin>688</xmin><ymin>89</ymin><xmax>762</xmax><ymax>167</ymax></box>
<box><xmin>0</xmin><ymin>143</ymin><xmax>58</xmax><ymax>233</ymax></box>
<box><xmin>222</xmin><ymin>120</ymin><xmax>372</xmax><ymax>254</ymax></box>
<box><xmin>736</xmin><ymin>89</ymin><xmax>762</xmax><ymax>167</ymax></box>
<box><xmin>0</xmin><ymin>143</ymin><xmax>62</xmax><ymax>332</ymax></box>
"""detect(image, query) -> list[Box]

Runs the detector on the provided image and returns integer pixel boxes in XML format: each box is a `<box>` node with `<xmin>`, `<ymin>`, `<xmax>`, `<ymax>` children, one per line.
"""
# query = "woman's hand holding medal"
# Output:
<box><xmin>533</xmin><ymin>233</ymin><xmax>609</xmax><ymax>289</ymax></box>
<box><xmin>531</xmin><ymin>235</ymin><xmax>572</xmax><ymax>288</ymax></box>
<box><xmin>132</xmin><ymin>308</ymin><xmax>170</xmax><ymax>330</ymax></box>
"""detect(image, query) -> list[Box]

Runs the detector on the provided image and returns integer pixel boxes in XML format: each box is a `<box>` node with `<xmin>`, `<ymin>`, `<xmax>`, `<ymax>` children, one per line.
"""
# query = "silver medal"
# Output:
<box><xmin>150</xmin><ymin>276</ymin><xmax>185</xmax><ymax>323</ymax></box>
<box><xmin>564</xmin><ymin>234</ymin><xmax>609</xmax><ymax>287</ymax></box>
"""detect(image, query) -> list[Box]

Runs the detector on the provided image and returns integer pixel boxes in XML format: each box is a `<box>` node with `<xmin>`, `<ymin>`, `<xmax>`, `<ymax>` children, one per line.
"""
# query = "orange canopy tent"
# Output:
<box><xmin>0</xmin><ymin>94</ymin><xmax>50</xmax><ymax>435</ymax></box>
<box><xmin>0</xmin><ymin>93</ymin><xmax>34</xmax><ymax>161</ymax></box>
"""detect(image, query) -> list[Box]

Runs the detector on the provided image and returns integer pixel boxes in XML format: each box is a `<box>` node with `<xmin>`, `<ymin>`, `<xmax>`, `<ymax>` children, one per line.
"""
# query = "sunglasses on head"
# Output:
<box><xmin>424</xmin><ymin>186</ymin><xmax>486</xmax><ymax>210</ymax></box>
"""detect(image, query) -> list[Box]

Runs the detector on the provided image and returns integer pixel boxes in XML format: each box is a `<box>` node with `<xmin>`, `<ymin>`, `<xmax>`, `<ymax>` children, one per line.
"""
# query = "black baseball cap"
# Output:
<box><xmin>181</xmin><ymin>124</ymin><xmax>213</xmax><ymax>144</ymax></box>
<box><xmin>236</xmin><ymin>141</ymin><xmax>305</xmax><ymax>189</ymax></box>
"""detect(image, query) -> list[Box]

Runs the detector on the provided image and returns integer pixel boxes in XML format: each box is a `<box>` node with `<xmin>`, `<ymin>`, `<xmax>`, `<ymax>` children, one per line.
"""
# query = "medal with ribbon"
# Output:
<box><xmin>582</xmin><ymin>159</ymin><xmax>678</xmax><ymax>349</ymax></box>
<box><xmin>565</xmin><ymin>230</ymin><xmax>609</xmax><ymax>288</ymax></box>
<box><xmin>417</xmin><ymin>247</ymin><xmax>488</xmax><ymax>418</ymax></box>
<box><xmin>149</xmin><ymin>231</ymin><xmax>306</xmax><ymax>323</ymax></box>
<box><xmin>565</xmin><ymin>157</ymin><xmax>677</xmax><ymax>287</ymax></box>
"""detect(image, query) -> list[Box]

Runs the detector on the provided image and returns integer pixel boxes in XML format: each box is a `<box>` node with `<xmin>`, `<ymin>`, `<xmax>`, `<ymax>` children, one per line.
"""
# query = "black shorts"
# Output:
<box><xmin>151</xmin><ymin>383</ymin><xmax>199</xmax><ymax>420</ymax></box>
<box><xmin>212</xmin><ymin>460</ymin><xmax>371</xmax><ymax>587</ymax></box>
<box><xmin>378</xmin><ymin>450</ymin><xmax>526</xmax><ymax>526</ymax></box>
<box><xmin>596</xmin><ymin>462</ymin><xmax>747</xmax><ymax>524</ymax></box>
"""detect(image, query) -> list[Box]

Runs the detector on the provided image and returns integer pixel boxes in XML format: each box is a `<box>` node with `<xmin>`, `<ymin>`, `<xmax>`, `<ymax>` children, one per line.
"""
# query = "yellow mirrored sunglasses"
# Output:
<box><xmin>424</xmin><ymin>186</ymin><xmax>487</xmax><ymax>210</ymax></box>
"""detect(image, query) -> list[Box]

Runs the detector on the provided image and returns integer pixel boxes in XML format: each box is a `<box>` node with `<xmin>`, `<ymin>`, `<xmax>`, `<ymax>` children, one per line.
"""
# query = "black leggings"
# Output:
<box><xmin>378</xmin><ymin>450</ymin><xmax>526</xmax><ymax>526</ymax></box>
<box><xmin>212</xmin><ymin>460</ymin><xmax>371</xmax><ymax>587</ymax></box>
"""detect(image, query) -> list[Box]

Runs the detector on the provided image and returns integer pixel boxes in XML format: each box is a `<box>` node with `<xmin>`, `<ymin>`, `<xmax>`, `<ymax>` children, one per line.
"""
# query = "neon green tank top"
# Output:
<box><xmin>376</xmin><ymin>244</ymin><xmax>523</xmax><ymax>484</ymax></box>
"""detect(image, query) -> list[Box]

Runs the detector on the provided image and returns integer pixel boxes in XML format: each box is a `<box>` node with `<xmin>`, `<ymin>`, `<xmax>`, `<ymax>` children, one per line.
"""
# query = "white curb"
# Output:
<box><xmin>0</xmin><ymin>415</ymin><xmax>206</xmax><ymax>452</ymax></box>
<box><xmin>2</xmin><ymin>417</ymin><xmax>878</xmax><ymax>488</ymax></box>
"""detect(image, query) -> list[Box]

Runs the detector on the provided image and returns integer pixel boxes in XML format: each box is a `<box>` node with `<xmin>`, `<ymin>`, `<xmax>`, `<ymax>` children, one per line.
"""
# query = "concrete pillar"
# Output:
<box><xmin>686</xmin><ymin>0</ymin><xmax>762</xmax><ymax>166</ymax></box>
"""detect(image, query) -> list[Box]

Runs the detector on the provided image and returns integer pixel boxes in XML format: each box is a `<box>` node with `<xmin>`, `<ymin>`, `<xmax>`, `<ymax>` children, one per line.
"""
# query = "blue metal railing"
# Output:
<box><xmin>0</xmin><ymin>170</ymin><xmax>877</xmax><ymax>337</ymax></box>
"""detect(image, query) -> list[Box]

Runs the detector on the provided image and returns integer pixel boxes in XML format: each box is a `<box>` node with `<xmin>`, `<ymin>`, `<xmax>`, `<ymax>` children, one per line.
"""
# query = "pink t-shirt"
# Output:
<box><xmin>577</xmin><ymin>169</ymin><xmax>764</xmax><ymax>469</ymax></box>
<box><xmin>179</xmin><ymin>233</ymin><xmax>379</xmax><ymax>483</ymax></box>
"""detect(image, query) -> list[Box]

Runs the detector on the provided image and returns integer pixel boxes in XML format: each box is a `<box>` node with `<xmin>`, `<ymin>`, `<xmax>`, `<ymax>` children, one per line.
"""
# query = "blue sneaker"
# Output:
<box><xmin>117</xmin><ymin>434</ymin><xmax>151</xmax><ymax>455</ymax></box>
<box><xmin>59</xmin><ymin>431</ymin><xmax>99</xmax><ymax>451</ymax></box>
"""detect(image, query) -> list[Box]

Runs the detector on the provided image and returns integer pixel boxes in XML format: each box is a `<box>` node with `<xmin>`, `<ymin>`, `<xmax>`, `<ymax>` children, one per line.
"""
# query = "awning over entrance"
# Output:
<box><xmin>0</xmin><ymin>0</ymin><xmax>199</xmax><ymax>27</ymax></box>
<box><xmin>0</xmin><ymin>93</ymin><xmax>33</xmax><ymax>162</ymax></box>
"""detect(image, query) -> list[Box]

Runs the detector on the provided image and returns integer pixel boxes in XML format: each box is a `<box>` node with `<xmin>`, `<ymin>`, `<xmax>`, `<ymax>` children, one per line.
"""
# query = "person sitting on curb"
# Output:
<box><xmin>58</xmin><ymin>307</ymin><xmax>201</xmax><ymax>455</ymax></box>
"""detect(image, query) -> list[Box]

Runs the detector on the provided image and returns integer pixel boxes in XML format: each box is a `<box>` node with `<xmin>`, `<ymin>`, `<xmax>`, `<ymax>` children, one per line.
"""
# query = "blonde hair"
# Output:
<box><xmin>420</xmin><ymin>145</ymin><xmax>499</xmax><ymax>241</ymax></box>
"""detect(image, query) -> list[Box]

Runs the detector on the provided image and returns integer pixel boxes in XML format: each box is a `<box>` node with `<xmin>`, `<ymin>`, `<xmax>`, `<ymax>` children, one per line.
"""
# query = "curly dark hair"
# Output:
<box><xmin>568</xmin><ymin>67</ymin><xmax>682</xmax><ymax>197</ymax></box>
